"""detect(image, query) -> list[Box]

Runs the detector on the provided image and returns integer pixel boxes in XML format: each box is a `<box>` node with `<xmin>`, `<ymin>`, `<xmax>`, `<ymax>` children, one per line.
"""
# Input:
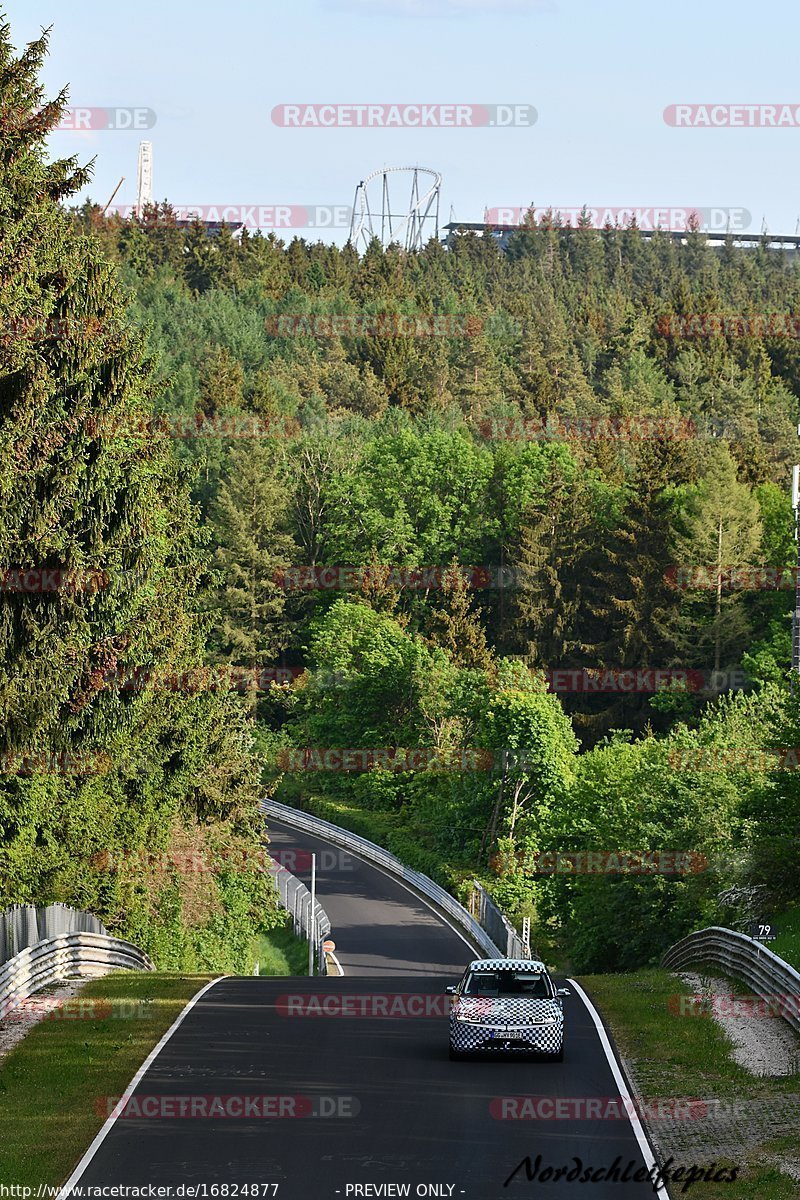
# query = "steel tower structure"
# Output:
<box><xmin>349</xmin><ymin>166</ymin><xmax>441</xmax><ymax>252</ymax></box>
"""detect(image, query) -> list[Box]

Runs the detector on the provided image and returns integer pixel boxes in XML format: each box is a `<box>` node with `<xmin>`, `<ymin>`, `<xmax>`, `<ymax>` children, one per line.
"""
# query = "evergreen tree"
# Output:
<box><xmin>669</xmin><ymin>445</ymin><xmax>763</xmax><ymax>672</ymax></box>
<box><xmin>209</xmin><ymin>441</ymin><xmax>296</xmax><ymax>691</ymax></box>
<box><xmin>509</xmin><ymin>462</ymin><xmax>592</xmax><ymax>668</ymax></box>
<box><xmin>0</xmin><ymin>21</ymin><xmax>276</xmax><ymax>967</ymax></box>
<box><xmin>199</xmin><ymin>345</ymin><xmax>245</xmax><ymax>417</ymax></box>
<box><xmin>425</xmin><ymin>558</ymin><xmax>494</xmax><ymax>671</ymax></box>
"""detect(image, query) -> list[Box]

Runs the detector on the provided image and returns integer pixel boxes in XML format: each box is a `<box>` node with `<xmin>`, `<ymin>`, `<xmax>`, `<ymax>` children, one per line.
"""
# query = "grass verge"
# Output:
<box><xmin>581</xmin><ymin>968</ymin><xmax>800</xmax><ymax>1199</ymax></box>
<box><xmin>0</xmin><ymin>972</ymin><xmax>214</xmax><ymax>1188</ymax></box>
<box><xmin>252</xmin><ymin>912</ymin><xmax>310</xmax><ymax>975</ymax></box>
<box><xmin>769</xmin><ymin>904</ymin><xmax>800</xmax><ymax>972</ymax></box>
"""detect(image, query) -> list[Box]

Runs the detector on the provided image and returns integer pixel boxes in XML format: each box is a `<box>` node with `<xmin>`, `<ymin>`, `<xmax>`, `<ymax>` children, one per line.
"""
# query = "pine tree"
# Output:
<box><xmin>509</xmin><ymin>462</ymin><xmax>592</xmax><ymax>667</ymax></box>
<box><xmin>0</xmin><ymin>22</ymin><xmax>276</xmax><ymax>964</ymax></box>
<box><xmin>668</xmin><ymin>445</ymin><xmax>763</xmax><ymax>672</ymax></box>
<box><xmin>425</xmin><ymin>558</ymin><xmax>494</xmax><ymax>670</ymax></box>
<box><xmin>184</xmin><ymin>218</ymin><xmax>217</xmax><ymax>293</ymax></box>
<box><xmin>209</xmin><ymin>441</ymin><xmax>296</xmax><ymax>694</ymax></box>
<box><xmin>199</xmin><ymin>346</ymin><xmax>245</xmax><ymax>417</ymax></box>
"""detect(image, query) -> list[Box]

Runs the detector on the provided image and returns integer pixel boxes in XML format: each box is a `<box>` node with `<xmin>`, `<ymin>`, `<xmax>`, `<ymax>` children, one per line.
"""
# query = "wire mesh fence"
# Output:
<box><xmin>468</xmin><ymin>882</ymin><xmax>531</xmax><ymax>960</ymax></box>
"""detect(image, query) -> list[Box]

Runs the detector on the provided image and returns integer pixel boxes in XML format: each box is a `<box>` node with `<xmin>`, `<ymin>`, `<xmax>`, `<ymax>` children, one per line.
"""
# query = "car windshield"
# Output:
<box><xmin>462</xmin><ymin>970</ymin><xmax>551</xmax><ymax>998</ymax></box>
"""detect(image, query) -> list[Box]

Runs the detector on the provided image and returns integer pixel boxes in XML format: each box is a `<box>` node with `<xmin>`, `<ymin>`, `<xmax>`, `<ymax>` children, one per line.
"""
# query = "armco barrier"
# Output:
<box><xmin>0</xmin><ymin>932</ymin><xmax>154</xmax><ymax>1020</ymax></box>
<box><xmin>261</xmin><ymin>799</ymin><xmax>502</xmax><ymax>958</ymax></box>
<box><xmin>269</xmin><ymin>855</ymin><xmax>332</xmax><ymax>975</ymax></box>
<box><xmin>661</xmin><ymin>926</ymin><xmax>800</xmax><ymax>1037</ymax></box>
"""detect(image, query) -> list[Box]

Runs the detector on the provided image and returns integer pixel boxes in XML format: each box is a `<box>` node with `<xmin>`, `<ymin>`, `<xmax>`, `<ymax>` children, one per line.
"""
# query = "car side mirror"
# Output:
<box><xmin>556</xmin><ymin>987</ymin><xmax>571</xmax><ymax>997</ymax></box>
<box><xmin>445</xmin><ymin>985</ymin><xmax>457</xmax><ymax>995</ymax></box>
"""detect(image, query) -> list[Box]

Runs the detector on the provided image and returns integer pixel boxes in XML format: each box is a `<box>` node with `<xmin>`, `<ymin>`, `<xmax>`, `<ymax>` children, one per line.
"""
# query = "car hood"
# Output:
<box><xmin>453</xmin><ymin>995</ymin><xmax>562</xmax><ymax>1024</ymax></box>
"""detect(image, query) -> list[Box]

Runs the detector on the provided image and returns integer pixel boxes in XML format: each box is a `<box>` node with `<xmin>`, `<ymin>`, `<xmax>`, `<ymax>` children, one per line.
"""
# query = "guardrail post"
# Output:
<box><xmin>308</xmin><ymin>853</ymin><xmax>316</xmax><ymax>978</ymax></box>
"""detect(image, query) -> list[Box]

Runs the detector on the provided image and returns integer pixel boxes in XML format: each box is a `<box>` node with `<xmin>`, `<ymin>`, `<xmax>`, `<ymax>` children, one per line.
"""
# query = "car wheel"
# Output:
<box><xmin>449</xmin><ymin>1044</ymin><xmax>467</xmax><ymax>1061</ymax></box>
<box><xmin>548</xmin><ymin>1045</ymin><xmax>564</xmax><ymax>1062</ymax></box>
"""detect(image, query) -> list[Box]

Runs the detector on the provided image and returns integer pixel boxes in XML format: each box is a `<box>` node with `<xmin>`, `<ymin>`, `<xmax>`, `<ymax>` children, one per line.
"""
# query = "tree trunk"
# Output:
<box><xmin>481</xmin><ymin>765</ymin><xmax>505</xmax><ymax>862</ymax></box>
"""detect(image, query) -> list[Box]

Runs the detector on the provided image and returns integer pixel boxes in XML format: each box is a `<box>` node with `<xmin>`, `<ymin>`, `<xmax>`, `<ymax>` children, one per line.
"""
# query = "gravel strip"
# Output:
<box><xmin>0</xmin><ymin>978</ymin><xmax>90</xmax><ymax>1063</ymax></box>
<box><xmin>620</xmin><ymin>971</ymin><xmax>800</xmax><ymax>1188</ymax></box>
<box><xmin>679</xmin><ymin>970</ymin><xmax>800</xmax><ymax>1077</ymax></box>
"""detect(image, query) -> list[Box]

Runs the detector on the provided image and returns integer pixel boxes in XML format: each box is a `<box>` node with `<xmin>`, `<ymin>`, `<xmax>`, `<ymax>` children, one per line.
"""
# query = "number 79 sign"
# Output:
<box><xmin>749</xmin><ymin>921</ymin><xmax>778</xmax><ymax>943</ymax></box>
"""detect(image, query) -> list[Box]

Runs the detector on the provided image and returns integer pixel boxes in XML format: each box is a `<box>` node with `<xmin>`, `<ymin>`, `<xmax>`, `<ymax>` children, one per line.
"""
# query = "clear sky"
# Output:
<box><xmin>7</xmin><ymin>0</ymin><xmax>800</xmax><ymax>243</ymax></box>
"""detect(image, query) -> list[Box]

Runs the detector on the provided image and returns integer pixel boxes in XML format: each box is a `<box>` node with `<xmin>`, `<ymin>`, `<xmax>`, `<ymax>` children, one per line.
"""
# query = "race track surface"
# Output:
<box><xmin>66</xmin><ymin>818</ymin><xmax>665</xmax><ymax>1199</ymax></box>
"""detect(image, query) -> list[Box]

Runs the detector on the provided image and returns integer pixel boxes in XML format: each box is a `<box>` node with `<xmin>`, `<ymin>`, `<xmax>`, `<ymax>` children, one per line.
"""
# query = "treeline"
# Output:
<box><xmin>56</xmin><ymin>189</ymin><xmax>800</xmax><ymax>969</ymax></box>
<box><xmin>69</xmin><ymin>201</ymin><xmax>800</xmax><ymax>730</ymax></box>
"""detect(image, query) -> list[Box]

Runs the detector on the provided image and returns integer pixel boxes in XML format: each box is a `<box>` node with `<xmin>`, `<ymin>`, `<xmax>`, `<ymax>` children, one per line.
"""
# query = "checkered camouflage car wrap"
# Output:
<box><xmin>448</xmin><ymin>959</ymin><xmax>565</xmax><ymax>1057</ymax></box>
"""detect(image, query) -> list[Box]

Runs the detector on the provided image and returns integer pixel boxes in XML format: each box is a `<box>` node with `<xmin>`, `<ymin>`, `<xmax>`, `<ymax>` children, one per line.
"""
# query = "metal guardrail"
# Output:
<box><xmin>0</xmin><ymin>932</ymin><xmax>155</xmax><ymax>1020</ymax></box>
<box><xmin>269</xmin><ymin>856</ymin><xmax>332</xmax><ymax>975</ymax></box>
<box><xmin>0</xmin><ymin>903</ymin><xmax>107</xmax><ymax>965</ymax></box>
<box><xmin>661</xmin><ymin>925</ymin><xmax>800</xmax><ymax>1037</ymax></box>
<box><xmin>469</xmin><ymin>881</ymin><xmax>531</xmax><ymax>960</ymax></box>
<box><xmin>261</xmin><ymin>799</ymin><xmax>502</xmax><ymax>959</ymax></box>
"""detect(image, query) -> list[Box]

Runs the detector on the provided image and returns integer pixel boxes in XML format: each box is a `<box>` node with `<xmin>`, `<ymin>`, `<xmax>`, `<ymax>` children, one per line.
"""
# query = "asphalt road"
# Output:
<box><xmin>265</xmin><ymin>817</ymin><xmax>475</xmax><ymax>976</ymax></box>
<box><xmin>65</xmin><ymin>819</ymin><xmax>669</xmax><ymax>1199</ymax></box>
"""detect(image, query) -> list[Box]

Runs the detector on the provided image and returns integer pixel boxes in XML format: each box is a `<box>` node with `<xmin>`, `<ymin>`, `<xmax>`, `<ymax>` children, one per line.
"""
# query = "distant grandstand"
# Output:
<box><xmin>443</xmin><ymin>220</ymin><xmax>800</xmax><ymax>258</ymax></box>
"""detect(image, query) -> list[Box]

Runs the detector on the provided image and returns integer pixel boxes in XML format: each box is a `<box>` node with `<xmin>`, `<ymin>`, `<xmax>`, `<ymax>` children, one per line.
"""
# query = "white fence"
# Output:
<box><xmin>661</xmin><ymin>925</ymin><xmax>800</xmax><ymax>1036</ymax></box>
<box><xmin>261</xmin><ymin>799</ymin><xmax>501</xmax><ymax>959</ymax></box>
<box><xmin>269</xmin><ymin>856</ymin><xmax>332</xmax><ymax>975</ymax></box>
<box><xmin>0</xmin><ymin>903</ymin><xmax>107</xmax><ymax>965</ymax></box>
<box><xmin>0</xmin><ymin>932</ymin><xmax>154</xmax><ymax>1020</ymax></box>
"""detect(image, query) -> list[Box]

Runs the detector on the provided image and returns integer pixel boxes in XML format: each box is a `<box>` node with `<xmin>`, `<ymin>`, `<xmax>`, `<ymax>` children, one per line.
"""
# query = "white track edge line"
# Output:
<box><xmin>57</xmin><ymin>975</ymin><xmax>228</xmax><ymax>1196</ymax></box>
<box><xmin>568</xmin><ymin>978</ymin><xmax>670</xmax><ymax>1200</ymax></box>
<box><xmin>327</xmin><ymin>950</ymin><xmax>345</xmax><ymax>976</ymax></box>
